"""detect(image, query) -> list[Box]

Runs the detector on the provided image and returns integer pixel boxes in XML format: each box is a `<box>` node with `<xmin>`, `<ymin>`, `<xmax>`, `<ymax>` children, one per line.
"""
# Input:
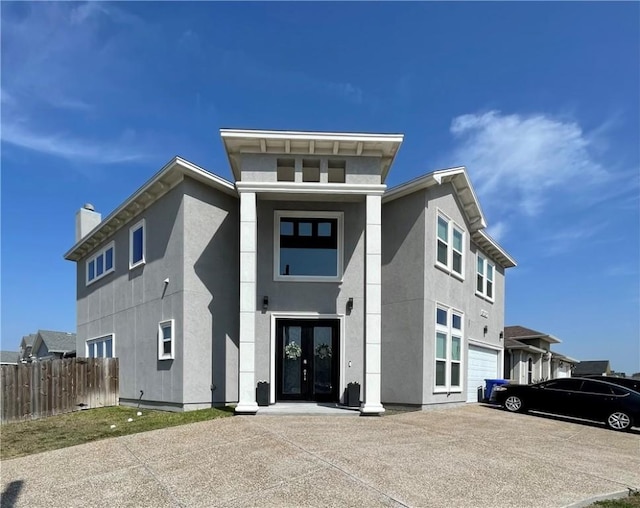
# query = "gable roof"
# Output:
<box><xmin>505</xmin><ymin>325</ymin><xmax>561</xmax><ymax>344</ymax></box>
<box><xmin>383</xmin><ymin>167</ymin><xmax>516</xmax><ymax>268</ymax></box>
<box><xmin>504</xmin><ymin>338</ymin><xmax>546</xmax><ymax>354</ymax></box>
<box><xmin>64</xmin><ymin>157</ymin><xmax>236</xmax><ymax>262</ymax></box>
<box><xmin>0</xmin><ymin>351</ymin><xmax>19</xmax><ymax>364</ymax></box>
<box><xmin>573</xmin><ymin>360</ymin><xmax>611</xmax><ymax>376</ymax></box>
<box><xmin>34</xmin><ymin>330</ymin><xmax>76</xmax><ymax>354</ymax></box>
<box><xmin>220</xmin><ymin>128</ymin><xmax>404</xmax><ymax>183</ymax></box>
<box><xmin>20</xmin><ymin>333</ymin><xmax>36</xmax><ymax>348</ymax></box>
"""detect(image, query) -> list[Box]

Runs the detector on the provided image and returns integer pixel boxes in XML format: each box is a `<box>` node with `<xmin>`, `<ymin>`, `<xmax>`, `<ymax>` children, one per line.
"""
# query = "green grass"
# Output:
<box><xmin>589</xmin><ymin>491</ymin><xmax>640</xmax><ymax>508</ymax></box>
<box><xmin>0</xmin><ymin>405</ymin><xmax>233</xmax><ymax>460</ymax></box>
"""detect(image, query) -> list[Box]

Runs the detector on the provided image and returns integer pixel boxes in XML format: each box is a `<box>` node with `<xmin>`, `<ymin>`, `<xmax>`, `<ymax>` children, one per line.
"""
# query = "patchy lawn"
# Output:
<box><xmin>1</xmin><ymin>405</ymin><xmax>233</xmax><ymax>460</ymax></box>
<box><xmin>589</xmin><ymin>492</ymin><xmax>640</xmax><ymax>508</ymax></box>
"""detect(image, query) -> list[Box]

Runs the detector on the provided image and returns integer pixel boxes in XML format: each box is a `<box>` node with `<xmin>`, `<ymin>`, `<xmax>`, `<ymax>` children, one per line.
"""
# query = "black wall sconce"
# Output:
<box><xmin>346</xmin><ymin>297</ymin><xmax>354</xmax><ymax>314</ymax></box>
<box><xmin>262</xmin><ymin>296</ymin><xmax>269</xmax><ymax>312</ymax></box>
<box><xmin>499</xmin><ymin>331</ymin><xmax>504</xmax><ymax>340</ymax></box>
<box><xmin>483</xmin><ymin>325</ymin><xmax>488</xmax><ymax>336</ymax></box>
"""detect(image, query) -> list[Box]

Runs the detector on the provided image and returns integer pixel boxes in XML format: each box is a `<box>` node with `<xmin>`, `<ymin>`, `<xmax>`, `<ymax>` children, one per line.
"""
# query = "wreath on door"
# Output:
<box><xmin>284</xmin><ymin>342</ymin><xmax>302</xmax><ymax>360</ymax></box>
<box><xmin>315</xmin><ymin>343</ymin><xmax>332</xmax><ymax>359</ymax></box>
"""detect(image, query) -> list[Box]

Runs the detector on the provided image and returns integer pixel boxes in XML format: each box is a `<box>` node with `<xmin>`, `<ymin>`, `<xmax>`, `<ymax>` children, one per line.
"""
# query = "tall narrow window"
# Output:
<box><xmin>476</xmin><ymin>253</ymin><xmax>495</xmax><ymax>301</ymax></box>
<box><xmin>435</xmin><ymin>305</ymin><xmax>464</xmax><ymax>391</ymax></box>
<box><xmin>129</xmin><ymin>219</ymin><xmax>145</xmax><ymax>269</ymax></box>
<box><xmin>158</xmin><ymin>319</ymin><xmax>175</xmax><ymax>360</ymax></box>
<box><xmin>435</xmin><ymin>213</ymin><xmax>464</xmax><ymax>278</ymax></box>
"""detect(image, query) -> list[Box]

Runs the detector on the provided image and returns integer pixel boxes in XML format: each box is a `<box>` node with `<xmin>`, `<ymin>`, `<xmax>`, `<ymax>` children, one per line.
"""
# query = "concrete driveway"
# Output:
<box><xmin>1</xmin><ymin>404</ymin><xmax>639</xmax><ymax>507</ymax></box>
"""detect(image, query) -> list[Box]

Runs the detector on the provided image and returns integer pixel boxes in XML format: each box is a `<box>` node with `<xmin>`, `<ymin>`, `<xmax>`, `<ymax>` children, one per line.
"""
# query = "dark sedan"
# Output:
<box><xmin>493</xmin><ymin>377</ymin><xmax>640</xmax><ymax>431</ymax></box>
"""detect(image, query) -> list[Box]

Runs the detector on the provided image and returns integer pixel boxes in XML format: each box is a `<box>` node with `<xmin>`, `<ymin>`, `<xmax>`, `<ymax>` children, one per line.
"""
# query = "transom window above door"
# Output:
<box><xmin>274</xmin><ymin>211</ymin><xmax>343</xmax><ymax>282</ymax></box>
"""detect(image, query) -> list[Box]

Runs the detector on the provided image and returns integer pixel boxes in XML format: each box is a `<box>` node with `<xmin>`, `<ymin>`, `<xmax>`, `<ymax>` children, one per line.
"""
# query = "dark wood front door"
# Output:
<box><xmin>276</xmin><ymin>319</ymin><xmax>339</xmax><ymax>402</ymax></box>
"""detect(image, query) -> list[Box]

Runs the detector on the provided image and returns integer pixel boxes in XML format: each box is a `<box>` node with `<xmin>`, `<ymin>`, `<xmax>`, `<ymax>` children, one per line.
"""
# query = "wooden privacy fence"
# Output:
<box><xmin>0</xmin><ymin>357</ymin><xmax>119</xmax><ymax>423</ymax></box>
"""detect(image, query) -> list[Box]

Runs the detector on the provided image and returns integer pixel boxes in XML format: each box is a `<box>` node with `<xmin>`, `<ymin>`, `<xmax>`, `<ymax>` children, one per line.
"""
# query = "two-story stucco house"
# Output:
<box><xmin>64</xmin><ymin>128</ymin><xmax>515</xmax><ymax>414</ymax></box>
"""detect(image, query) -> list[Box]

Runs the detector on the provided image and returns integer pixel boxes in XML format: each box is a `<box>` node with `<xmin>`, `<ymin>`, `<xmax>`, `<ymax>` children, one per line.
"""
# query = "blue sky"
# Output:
<box><xmin>2</xmin><ymin>2</ymin><xmax>639</xmax><ymax>374</ymax></box>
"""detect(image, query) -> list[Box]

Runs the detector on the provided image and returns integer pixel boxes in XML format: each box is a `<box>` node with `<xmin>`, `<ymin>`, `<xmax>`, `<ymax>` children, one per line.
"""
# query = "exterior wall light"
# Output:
<box><xmin>483</xmin><ymin>325</ymin><xmax>488</xmax><ymax>335</ymax></box>
<box><xmin>346</xmin><ymin>297</ymin><xmax>354</xmax><ymax>314</ymax></box>
<box><xmin>262</xmin><ymin>296</ymin><xmax>269</xmax><ymax>311</ymax></box>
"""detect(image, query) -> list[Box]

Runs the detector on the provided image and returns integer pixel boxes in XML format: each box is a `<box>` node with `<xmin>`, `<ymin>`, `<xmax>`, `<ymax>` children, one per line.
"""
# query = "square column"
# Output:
<box><xmin>235</xmin><ymin>192</ymin><xmax>258</xmax><ymax>414</ymax></box>
<box><xmin>361</xmin><ymin>194</ymin><xmax>385</xmax><ymax>415</ymax></box>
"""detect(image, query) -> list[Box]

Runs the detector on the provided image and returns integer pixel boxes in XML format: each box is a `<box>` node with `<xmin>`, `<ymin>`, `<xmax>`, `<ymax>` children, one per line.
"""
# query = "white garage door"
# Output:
<box><xmin>467</xmin><ymin>345</ymin><xmax>499</xmax><ymax>402</ymax></box>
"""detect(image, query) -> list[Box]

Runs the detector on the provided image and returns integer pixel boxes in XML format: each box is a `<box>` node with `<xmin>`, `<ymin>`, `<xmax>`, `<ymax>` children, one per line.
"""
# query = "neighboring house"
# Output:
<box><xmin>64</xmin><ymin>128</ymin><xmax>515</xmax><ymax>413</ymax></box>
<box><xmin>573</xmin><ymin>360</ymin><xmax>611</xmax><ymax>377</ymax></box>
<box><xmin>30</xmin><ymin>330</ymin><xmax>77</xmax><ymax>361</ymax></box>
<box><xmin>19</xmin><ymin>333</ymin><xmax>36</xmax><ymax>362</ymax></box>
<box><xmin>503</xmin><ymin>325</ymin><xmax>579</xmax><ymax>383</ymax></box>
<box><xmin>0</xmin><ymin>351</ymin><xmax>19</xmax><ymax>365</ymax></box>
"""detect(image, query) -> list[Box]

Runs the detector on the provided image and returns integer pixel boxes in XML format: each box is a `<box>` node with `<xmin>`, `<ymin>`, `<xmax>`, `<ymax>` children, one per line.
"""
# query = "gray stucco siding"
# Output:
<box><xmin>254</xmin><ymin>199</ymin><xmax>367</xmax><ymax>399</ymax></box>
<box><xmin>76</xmin><ymin>183</ymin><xmax>186</xmax><ymax>408</ymax></box>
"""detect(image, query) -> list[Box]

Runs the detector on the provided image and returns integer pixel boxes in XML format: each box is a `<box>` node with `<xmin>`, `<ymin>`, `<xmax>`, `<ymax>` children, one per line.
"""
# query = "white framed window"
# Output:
<box><xmin>434</xmin><ymin>305</ymin><xmax>463</xmax><ymax>392</ymax></box>
<box><xmin>158</xmin><ymin>319</ymin><xmax>175</xmax><ymax>360</ymax></box>
<box><xmin>86</xmin><ymin>242</ymin><xmax>115</xmax><ymax>285</ymax></box>
<box><xmin>435</xmin><ymin>211</ymin><xmax>465</xmax><ymax>279</ymax></box>
<box><xmin>476</xmin><ymin>253</ymin><xmax>495</xmax><ymax>301</ymax></box>
<box><xmin>86</xmin><ymin>334</ymin><xmax>114</xmax><ymax>358</ymax></box>
<box><xmin>129</xmin><ymin>219</ymin><xmax>146</xmax><ymax>269</ymax></box>
<box><xmin>273</xmin><ymin>210</ymin><xmax>343</xmax><ymax>282</ymax></box>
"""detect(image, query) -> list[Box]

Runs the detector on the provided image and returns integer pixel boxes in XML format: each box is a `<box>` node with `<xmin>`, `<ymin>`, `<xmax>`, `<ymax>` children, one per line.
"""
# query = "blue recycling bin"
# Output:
<box><xmin>485</xmin><ymin>379</ymin><xmax>509</xmax><ymax>401</ymax></box>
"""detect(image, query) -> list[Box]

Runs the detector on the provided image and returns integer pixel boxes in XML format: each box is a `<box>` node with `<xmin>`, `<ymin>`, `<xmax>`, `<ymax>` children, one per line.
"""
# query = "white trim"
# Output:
<box><xmin>221</xmin><ymin>128</ymin><xmax>404</xmax><ymax>144</ymax></box>
<box><xmin>435</xmin><ymin>209</ymin><xmax>465</xmax><ymax>280</ymax></box>
<box><xmin>475</xmin><ymin>252</ymin><xmax>495</xmax><ymax>302</ymax></box>
<box><xmin>269</xmin><ymin>312</ymin><xmax>345</xmax><ymax>405</ymax></box>
<box><xmin>129</xmin><ymin>219</ymin><xmax>146</xmax><ymax>269</ymax></box>
<box><xmin>434</xmin><ymin>303</ymin><xmax>464</xmax><ymax>393</ymax></box>
<box><xmin>273</xmin><ymin>210</ymin><xmax>344</xmax><ymax>283</ymax></box>
<box><xmin>86</xmin><ymin>333</ymin><xmax>115</xmax><ymax>358</ymax></box>
<box><xmin>158</xmin><ymin>319</ymin><xmax>175</xmax><ymax>360</ymax></box>
<box><xmin>86</xmin><ymin>241</ymin><xmax>115</xmax><ymax>286</ymax></box>
<box><xmin>468</xmin><ymin>337</ymin><xmax>503</xmax><ymax>351</ymax></box>
<box><xmin>236</xmin><ymin>181</ymin><xmax>386</xmax><ymax>195</ymax></box>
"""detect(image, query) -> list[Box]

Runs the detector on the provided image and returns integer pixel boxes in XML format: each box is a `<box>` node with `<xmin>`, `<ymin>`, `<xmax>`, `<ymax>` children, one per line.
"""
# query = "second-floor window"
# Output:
<box><xmin>129</xmin><ymin>219</ymin><xmax>145</xmax><ymax>269</ymax></box>
<box><xmin>86</xmin><ymin>242</ymin><xmax>115</xmax><ymax>285</ymax></box>
<box><xmin>436</xmin><ymin>213</ymin><xmax>464</xmax><ymax>278</ymax></box>
<box><xmin>476</xmin><ymin>254</ymin><xmax>495</xmax><ymax>300</ymax></box>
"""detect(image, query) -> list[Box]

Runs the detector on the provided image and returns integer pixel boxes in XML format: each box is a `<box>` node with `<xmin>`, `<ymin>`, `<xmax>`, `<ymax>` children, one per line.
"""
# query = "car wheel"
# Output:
<box><xmin>606</xmin><ymin>411</ymin><xmax>632</xmax><ymax>431</ymax></box>
<box><xmin>504</xmin><ymin>395</ymin><xmax>524</xmax><ymax>413</ymax></box>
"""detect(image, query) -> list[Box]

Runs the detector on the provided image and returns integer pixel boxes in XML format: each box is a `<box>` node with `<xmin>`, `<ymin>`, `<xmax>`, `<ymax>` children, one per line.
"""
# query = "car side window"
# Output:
<box><xmin>610</xmin><ymin>385</ymin><xmax>629</xmax><ymax>396</ymax></box>
<box><xmin>580</xmin><ymin>381</ymin><xmax>614</xmax><ymax>395</ymax></box>
<box><xmin>544</xmin><ymin>379</ymin><xmax>583</xmax><ymax>391</ymax></box>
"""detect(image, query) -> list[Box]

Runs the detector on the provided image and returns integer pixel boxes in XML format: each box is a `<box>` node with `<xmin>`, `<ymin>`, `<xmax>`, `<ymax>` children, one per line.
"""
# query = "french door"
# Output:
<box><xmin>276</xmin><ymin>319</ymin><xmax>339</xmax><ymax>402</ymax></box>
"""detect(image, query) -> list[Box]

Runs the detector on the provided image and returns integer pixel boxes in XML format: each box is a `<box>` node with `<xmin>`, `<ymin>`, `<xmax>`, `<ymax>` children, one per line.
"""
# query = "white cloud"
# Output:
<box><xmin>450</xmin><ymin>110</ymin><xmax>609</xmax><ymax>217</ymax></box>
<box><xmin>486</xmin><ymin>221</ymin><xmax>508</xmax><ymax>242</ymax></box>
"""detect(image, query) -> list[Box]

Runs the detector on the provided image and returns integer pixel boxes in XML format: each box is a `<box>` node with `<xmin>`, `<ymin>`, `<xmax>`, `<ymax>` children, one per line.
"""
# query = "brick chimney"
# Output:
<box><xmin>75</xmin><ymin>203</ymin><xmax>101</xmax><ymax>242</ymax></box>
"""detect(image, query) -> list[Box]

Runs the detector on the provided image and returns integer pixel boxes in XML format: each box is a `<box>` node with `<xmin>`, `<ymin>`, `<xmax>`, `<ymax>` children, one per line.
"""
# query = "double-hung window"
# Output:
<box><xmin>86</xmin><ymin>242</ymin><xmax>115</xmax><ymax>285</ymax></box>
<box><xmin>476</xmin><ymin>253</ymin><xmax>495</xmax><ymax>301</ymax></box>
<box><xmin>158</xmin><ymin>319</ymin><xmax>175</xmax><ymax>360</ymax></box>
<box><xmin>436</xmin><ymin>212</ymin><xmax>464</xmax><ymax>278</ymax></box>
<box><xmin>129</xmin><ymin>219</ymin><xmax>145</xmax><ymax>269</ymax></box>
<box><xmin>274</xmin><ymin>211</ymin><xmax>343</xmax><ymax>282</ymax></box>
<box><xmin>87</xmin><ymin>334</ymin><xmax>114</xmax><ymax>358</ymax></box>
<box><xmin>435</xmin><ymin>305</ymin><xmax>463</xmax><ymax>392</ymax></box>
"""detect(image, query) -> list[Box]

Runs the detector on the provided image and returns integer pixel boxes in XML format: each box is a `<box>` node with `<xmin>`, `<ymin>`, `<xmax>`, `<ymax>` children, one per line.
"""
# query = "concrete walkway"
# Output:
<box><xmin>2</xmin><ymin>404</ymin><xmax>639</xmax><ymax>507</ymax></box>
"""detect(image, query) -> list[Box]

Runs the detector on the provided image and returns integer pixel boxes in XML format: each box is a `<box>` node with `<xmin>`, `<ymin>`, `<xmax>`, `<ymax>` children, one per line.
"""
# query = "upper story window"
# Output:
<box><xmin>158</xmin><ymin>319</ymin><xmax>175</xmax><ymax>360</ymax></box>
<box><xmin>435</xmin><ymin>305</ymin><xmax>463</xmax><ymax>392</ymax></box>
<box><xmin>476</xmin><ymin>253</ymin><xmax>495</xmax><ymax>301</ymax></box>
<box><xmin>86</xmin><ymin>242</ymin><xmax>115</xmax><ymax>285</ymax></box>
<box><xmin>129</xmin><ymin>219</ymin><xmax>145</xmax><ymax>269</ymax></box>
<box><xmin>436</xmin><ymin>212</ymin><xmax>464</xmax><ymax>279</ymax></box>
<box><xmin>87</xmin><ymin>334</ymin><xmax>114</xmax><ymax>358</ymax></box>
<box><xmin>274</xmin><ymin>210</ymin><xmax>343</xmax><ymax>282</ymax></box>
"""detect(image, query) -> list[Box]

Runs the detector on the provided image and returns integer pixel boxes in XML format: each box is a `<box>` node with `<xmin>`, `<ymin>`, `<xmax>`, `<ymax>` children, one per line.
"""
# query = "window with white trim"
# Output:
<box><xmin>274</xmin><ymin>211</ymin><xmax>343</xmax><ymax>281</ymax></box>
<box><xmin>476</xmin><ymin>253</ymin><xmax>495</xmax><ymax>300</ymax></box>
<box><xmin>436</xmin><ymin>212</ymin><xmax>464</xmax><ymax>278</ymax></box>
<box><xmin>86</xmin><ymin>242</ymin><xmax>115</xmax><ymax>285</ymax></box>
<box><xmin>129</xmin><ymin>219</ymin><xmax>145</xmax><ymax>268</ymax></box>
<box><xmin>435</xmin><ymin>305</ymin><xmax>463</xmax><ymax>391</ymax></box>
<box><xmin>158</xmin><ymin>319</ymin><xmax>175</xmax><ymax>360</ymax></box>
<box><xmin>87</xmin><ymin>334</ymin><xmax>114</xmax><ymax>358</ymax></box>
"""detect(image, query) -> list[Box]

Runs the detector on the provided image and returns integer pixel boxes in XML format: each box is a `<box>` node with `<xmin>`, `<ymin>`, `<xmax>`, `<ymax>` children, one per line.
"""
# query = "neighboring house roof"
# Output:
<box><xmin>551</xmin><ymin>352</ymin><xmax>579</xmax><ymax>364</ymax></box>
<box><xmin>64</xmin><ymin>157</ymin><xmax>236</xmax><ymax>262</ymax></box>
<box><xmin>220</xmin><ymin>128</ymin><xmax>404</xmax><ymax>183</ymax></box>
<box><xmin>33</xmin><ymin>330</ymin><xmax>77</xmax><ymax>354</ymax></box>
<box><xmin>504</xmin><ymin>338</ymin><xmax>546</xmax><ymax>354</ymax></box>
<box><xmin>383</xmin><ymin>167</ymin><xmax>516</xmax><ymax>268</ymax></box>
<box><xmin>20</xmin><ymin>333</ymin><xmax>36</xmax><ymax>348</ymax></box>
<box><xmin>573</xmin><ymin>360</ymin><xmax>611</xmax><ymax>376</ymax></box>
<box><xmin>0</xmin><ymin>351</ymin><xmax>19</xmax><ymax>364</ymax></box>
<box><xmin>504</xmin><ymin>325</ymin><xmax>561</xmax><ymax>344</ymax></box>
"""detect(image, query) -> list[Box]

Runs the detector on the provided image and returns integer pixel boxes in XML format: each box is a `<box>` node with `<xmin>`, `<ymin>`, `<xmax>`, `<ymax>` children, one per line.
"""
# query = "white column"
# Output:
<box><xmin>235</xmin><ymin>191</ymin><xmax>258</xmax><ymax>414</ymax></box>
<box><xmin>361</xmin><ymin>194</ymin><xmax>385</xmax><ymax>415</ymax></box>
